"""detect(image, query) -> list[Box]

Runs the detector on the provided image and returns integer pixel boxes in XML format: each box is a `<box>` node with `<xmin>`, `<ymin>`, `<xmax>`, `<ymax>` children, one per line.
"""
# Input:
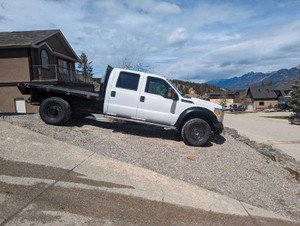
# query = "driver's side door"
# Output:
<box><xmin>136</xmin><ymin>76</ymin><xmax>179</xmax><ymax>125</ymax></box>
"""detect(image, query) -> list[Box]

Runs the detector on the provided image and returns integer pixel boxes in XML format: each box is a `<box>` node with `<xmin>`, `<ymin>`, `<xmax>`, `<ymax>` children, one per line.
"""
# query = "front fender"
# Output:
<box><xmin>175</xmin><ymin>107</ymin><xmax>218</xmax><ymax>129</ymax></box>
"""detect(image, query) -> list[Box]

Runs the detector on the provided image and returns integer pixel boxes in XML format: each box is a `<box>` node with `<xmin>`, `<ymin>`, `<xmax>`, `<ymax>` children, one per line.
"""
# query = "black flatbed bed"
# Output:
<box><xmin>18</xmin><ymin>82</ymin><xmax>100</xmax><ymax>101</ymax></box>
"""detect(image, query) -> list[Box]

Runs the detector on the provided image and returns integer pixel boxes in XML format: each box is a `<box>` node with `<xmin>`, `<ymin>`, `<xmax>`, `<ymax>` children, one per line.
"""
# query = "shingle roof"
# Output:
<box><xmin>209</xmin><ymin>90</ymin><xmax>239</xmax><ymax>96</ymax></box>
<box><xmin>0</xmin><ymin>29</ymin><xmax>60</xmax><ymax>47</ymax></box>
<box><xmin>247</xmin><ymin>86</ymin><xmax>277</xmax><ymax>100</ymax></box>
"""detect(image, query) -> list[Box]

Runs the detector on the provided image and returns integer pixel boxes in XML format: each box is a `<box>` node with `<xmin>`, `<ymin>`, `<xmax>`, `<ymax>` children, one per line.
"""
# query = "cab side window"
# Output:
<box><xmin>116</xmin><ymin>72</ymin><xmax>140</xmax><ymax>91</ymax></box>
<box><xmin>145</xmin><ymin>76</ymin><xmax>171</xmax><ymax>97</ymax></box>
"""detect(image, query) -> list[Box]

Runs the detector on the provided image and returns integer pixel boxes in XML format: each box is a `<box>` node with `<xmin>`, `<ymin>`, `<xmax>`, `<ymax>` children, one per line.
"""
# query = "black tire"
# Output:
<box><xmin>39</xmin><ymin>97</ymin><xmax>71</xmax><ymax>125</ymax></box>
<box><xmin>181</xmin><ymin>118</ymin><xmax>211</xmax><ymax>146</ymax></box>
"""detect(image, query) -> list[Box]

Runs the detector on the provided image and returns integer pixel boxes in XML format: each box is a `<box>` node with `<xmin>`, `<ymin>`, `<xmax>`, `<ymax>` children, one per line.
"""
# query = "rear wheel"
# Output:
<box><xmin>181</xmin><ymin>118</ymin><xmax>211</xmax><ymax>146</ymax></box>
<box><xmin>39</xmin><ymin>97</ymin><xmax>71</xmax><ymax>125</ymax></box>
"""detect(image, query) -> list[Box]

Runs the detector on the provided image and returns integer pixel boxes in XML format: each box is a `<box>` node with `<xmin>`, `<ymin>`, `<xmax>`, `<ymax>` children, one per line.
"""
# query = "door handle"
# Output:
<box><xmin>111</xmin><ymin>91</ymin><xmax>116</xmax><ymax>97</ymax></box>
<box><xmin>140</xmin><ymin>96</ymin><xmax>145</xmax><ymax>102</ymax></box>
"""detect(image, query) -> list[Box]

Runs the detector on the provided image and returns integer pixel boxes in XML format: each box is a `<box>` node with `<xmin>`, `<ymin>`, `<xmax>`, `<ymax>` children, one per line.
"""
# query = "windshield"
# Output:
<box><xmin>168</xmin><ymin>80</ymin><xmax>185</xmax><ymax>97</ymax></box>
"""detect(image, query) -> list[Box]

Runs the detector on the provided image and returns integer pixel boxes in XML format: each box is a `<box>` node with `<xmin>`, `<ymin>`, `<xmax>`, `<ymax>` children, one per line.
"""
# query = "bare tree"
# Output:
<box><xmin>119</xmin><ymin>56</ymin><xmax>152</xmax><ymax>73</ymax></box>
<box><xmin>220</xmin><ymin>93</ymin><xmax>228</xmax><ymax>107</ymax></box>
<box><xmin>238</xmin><ymin>93</ymin><xmax>251</xmax><ymax>109</ymax></box>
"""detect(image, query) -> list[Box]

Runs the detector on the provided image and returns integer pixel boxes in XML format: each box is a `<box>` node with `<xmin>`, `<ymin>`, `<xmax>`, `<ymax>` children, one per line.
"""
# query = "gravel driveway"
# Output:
<box><xmin>1</xmin><ymin>114</ymin><xmax>300</xmax><ymax>221</ymax></box>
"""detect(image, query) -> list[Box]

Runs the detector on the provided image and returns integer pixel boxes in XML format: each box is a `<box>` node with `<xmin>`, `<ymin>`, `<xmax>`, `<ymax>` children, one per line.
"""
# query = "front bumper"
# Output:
<box><xmin>213</xmin><ymin>122</ymin><xmax>224</xmax><ymax>134</ymax></box>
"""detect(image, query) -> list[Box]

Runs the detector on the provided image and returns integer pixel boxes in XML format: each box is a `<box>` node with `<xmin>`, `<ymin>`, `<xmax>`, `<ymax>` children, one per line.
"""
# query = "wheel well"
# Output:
<box><xmin>32</xmin><ymin>90</ymin><xmax>70</xmax><ymax>104</ymax></box>
<box><xmin>178</xmin><ymin>112</ymin><xmax>214</xmax><ymax>130</ymax></box>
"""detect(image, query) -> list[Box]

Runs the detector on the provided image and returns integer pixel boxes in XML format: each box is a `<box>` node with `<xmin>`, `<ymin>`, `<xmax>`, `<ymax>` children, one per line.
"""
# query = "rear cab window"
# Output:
<box><xmin>116</xmin><ymin>71</ymin><xmax>140</xmax><ymax>91</ymax></box>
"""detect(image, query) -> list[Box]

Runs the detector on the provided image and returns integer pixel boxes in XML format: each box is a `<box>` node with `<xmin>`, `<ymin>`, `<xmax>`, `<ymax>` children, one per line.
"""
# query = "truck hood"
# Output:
<box><xmin>189</xmin><ymin>97</ymin><xmax>222</xmax><ymax>112</ymax></box>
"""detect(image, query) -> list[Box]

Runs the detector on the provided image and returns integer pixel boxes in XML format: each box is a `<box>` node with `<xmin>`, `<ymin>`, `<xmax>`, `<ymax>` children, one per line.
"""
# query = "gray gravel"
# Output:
<box><xmin>1</xmin><ymin>114</ymin><xmax>300</xmax><ymax>222</ymax></box>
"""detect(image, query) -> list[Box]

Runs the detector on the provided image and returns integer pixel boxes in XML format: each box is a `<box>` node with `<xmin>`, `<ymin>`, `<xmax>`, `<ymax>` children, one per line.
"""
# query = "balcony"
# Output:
<box><xmin>32</xmin><ymin>65</ymin><xmax>92</xmax><ymax>83</ymax></box>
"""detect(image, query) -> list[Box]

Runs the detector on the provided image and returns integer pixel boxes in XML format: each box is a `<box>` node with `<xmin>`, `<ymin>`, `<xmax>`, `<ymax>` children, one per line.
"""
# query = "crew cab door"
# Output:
<box><xmin>106</xmin><ymin>70</ymin><xmax>143</xmax><ymax>118</ymax></box>
<box><xmin>136</xmin><ymin>75</ymin><xmax>179</xmax><ymax>125</ymax></box>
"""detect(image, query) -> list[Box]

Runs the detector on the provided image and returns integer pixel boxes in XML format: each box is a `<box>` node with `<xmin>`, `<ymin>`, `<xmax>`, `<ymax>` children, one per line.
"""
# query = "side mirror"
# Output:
<box><xmin>165</xmin><ymin>88</ymin><xmax>178</xmax><ymax>101</ymax></box>
<box><xmin>173</xmin><ymin>92</ymin><xmax>179</xmax><ymax>101</ymax></box>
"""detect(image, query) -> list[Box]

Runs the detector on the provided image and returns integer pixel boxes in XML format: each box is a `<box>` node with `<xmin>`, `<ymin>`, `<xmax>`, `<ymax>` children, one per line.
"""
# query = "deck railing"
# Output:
<box><xmin>32</xmin><ymin>65</ymin><xmax>92</xmax><ymax>83</ymax></box>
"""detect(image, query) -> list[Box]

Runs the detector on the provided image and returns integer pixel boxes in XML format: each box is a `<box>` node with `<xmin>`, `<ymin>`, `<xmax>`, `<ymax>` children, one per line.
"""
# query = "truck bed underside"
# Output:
<box><xmin>17</xmin><ymin>82</ymin><xmax>104</xmax><ymax>114</ymax></box>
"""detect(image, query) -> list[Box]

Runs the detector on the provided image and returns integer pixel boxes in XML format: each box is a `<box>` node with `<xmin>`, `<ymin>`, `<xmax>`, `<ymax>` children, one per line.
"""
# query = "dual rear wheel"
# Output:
<box><xmin>39</xmin><ymin>97</ymin><xmax>71</xmax><ymax>125</ymax></box>
<box><xmin>40</xmin><ymin>97</ymin><xmax>95</xmax><ymax>125</ymax></box>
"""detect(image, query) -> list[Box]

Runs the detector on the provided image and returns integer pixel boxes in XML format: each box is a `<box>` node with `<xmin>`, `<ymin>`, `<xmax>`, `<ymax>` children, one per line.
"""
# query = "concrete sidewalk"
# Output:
<box><xmin>0</xmin><ymin>120</ymin><xmax>297</xmax><ymax>225</ymax></box>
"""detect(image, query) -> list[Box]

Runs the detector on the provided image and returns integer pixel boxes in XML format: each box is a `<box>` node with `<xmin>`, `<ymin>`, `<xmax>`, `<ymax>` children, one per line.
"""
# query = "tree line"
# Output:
<box><xmin>170</xmin><ymin>79</ymin><xmax>224</xmax><ymax>96</ymax></box>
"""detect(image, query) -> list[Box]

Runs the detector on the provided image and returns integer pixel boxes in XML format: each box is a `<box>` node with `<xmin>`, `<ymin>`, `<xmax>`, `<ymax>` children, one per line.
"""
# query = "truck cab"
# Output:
<box><xmin>17</xmin><ymin>66</ymin><xmax>224</xmax><ymax>146</ymax></box>
<box><xmin>103</xmin><ymin>67</ymin><xmax>223</xmax><ymax>125</ymax></box>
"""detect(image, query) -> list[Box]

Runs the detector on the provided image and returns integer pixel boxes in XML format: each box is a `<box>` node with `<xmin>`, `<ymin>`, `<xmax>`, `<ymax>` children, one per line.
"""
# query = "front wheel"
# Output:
<box><xmin>39</xmin><ymin>97</ymin><xmax>71</xmax><ymax>125</ymax></box>
<box><xmin>181</xmin><ymin>118</ymin><xmax>211</xmax><ymax>146</ymax></box>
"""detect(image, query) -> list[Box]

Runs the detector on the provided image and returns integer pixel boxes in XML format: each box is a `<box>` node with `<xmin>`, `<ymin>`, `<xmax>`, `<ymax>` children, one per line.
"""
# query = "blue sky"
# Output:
<box><xmin>0</xmin><ymin>0</ymin><xmax>300</xmax><ymax>82</ymax></box>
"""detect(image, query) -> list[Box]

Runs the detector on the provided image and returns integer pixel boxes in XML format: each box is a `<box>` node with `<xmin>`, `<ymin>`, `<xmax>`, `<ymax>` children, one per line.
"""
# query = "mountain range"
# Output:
<box><xmin>206</xmin><ymin>65</ymin><xmax>300</xmax><ymax>90</ymax></box>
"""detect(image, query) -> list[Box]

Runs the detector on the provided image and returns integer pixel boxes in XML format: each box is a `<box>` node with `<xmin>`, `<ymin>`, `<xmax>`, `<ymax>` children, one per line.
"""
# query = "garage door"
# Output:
<box><xmin>15</xmin><ymin>99</ymin><xmax>26</xmax><ymax>113</ymax></box>
<box><xmin>247</xmin><ymin>103</ymin><xmax>254</xmax><ymax>111</ymax></box>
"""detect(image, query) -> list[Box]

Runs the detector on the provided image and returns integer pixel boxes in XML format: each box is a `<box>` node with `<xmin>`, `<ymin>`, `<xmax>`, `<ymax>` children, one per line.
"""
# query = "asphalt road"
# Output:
<box><xmin>224</xmin><ymin>112</ymin><xmax>300</xmax><ymax>162</ymax></box>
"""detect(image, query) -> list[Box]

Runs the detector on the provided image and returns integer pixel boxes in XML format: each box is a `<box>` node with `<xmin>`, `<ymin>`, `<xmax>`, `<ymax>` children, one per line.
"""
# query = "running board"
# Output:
<box><xmin>103</xmin><ymin>115</ymin><xmax>177</xmax><ymax>129</ymax></box>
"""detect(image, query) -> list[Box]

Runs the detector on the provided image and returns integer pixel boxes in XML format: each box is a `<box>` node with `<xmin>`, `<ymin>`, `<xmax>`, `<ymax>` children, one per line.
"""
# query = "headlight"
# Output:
<box><xmin>214</xmin><ymin>108</ymin><xmax>224</xmax><ymax>122</ymax></box>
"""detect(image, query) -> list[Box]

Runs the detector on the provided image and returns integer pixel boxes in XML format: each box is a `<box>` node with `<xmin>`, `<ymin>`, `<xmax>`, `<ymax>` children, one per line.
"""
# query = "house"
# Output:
<box><xmin>246</xmin><ymin>81</ymin><xmax>294</xmax><ymax>111</ymax></box>
<box><xmin>273</xmin><ymin>80</ymin><xmax>294</xmax><ymax>109</ymax></box>
<box><xmin>208</xmin><ymin>90</ymin><xmax>240</xmax><ymax>108</ymax></box>
<box><xmin>0</xmin><ymin>29</ymin><xmax>94</xmax><ymax>113</ymax></box>
<box><xmin>246</xmin><ymin>86</ymin><xmax>278</xmax><ymax>111</ymax></box>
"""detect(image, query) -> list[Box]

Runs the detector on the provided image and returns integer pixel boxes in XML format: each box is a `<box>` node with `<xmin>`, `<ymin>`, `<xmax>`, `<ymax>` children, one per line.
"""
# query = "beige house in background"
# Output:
<box><xmin>246</xmin><ymin>86</ymin><xmax>278</xmax><ymax>111</ymax></box>
<box><xmin>0</xmin><ymin>29</ymin><xmax>93</xmax><ymax>113</ymax></box>
<box><xmin>208</xmin><ymin>91</ymin><xmax>240</xmax><ymax>109</ymax></box>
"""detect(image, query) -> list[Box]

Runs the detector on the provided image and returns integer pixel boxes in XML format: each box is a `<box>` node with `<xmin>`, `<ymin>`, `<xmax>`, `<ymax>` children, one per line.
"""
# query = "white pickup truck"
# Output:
<box><xmin>18</xmin><ymin>65</ymin><xmax>224</xmax><ymax>146</ymax></box>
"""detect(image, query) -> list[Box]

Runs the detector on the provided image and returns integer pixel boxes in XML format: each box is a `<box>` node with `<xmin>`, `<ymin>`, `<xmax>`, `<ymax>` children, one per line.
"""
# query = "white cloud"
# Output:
<box><xmin>124</xmin><ymin>0</ymin><xmax>181</xmax><ymax>14</ymax></box>
<box><xmin>0</xmin><ymin>0</ymin><xmax>299</xmax><ymax>82</ymax></box>
<box><xmin>149</xmin><ymin>1</ymin><xmax>181</xmax><ymax>14</ymax></box>
<box><xmin>166</xmin><ymin>27</ymin><xmax>188</xmax><ymax>45</ymax></box>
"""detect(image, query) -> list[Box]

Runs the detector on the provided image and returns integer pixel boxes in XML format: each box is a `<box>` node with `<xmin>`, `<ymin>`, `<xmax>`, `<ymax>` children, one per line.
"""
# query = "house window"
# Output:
<box><xmin>41</xmin><ymin>49</ymin><xmax>49</xmax><ymax>69</ymax></box>
<box><xmin>259</xmin><ymin>101</ymin><xmax>264</xmax><ymax>106</ymax></box>
<box><xmin>68</xmin><ymin>63</ymin><xmax>74</xmax><ymax>80</ymax></box>
<box><xmin>116</xmin><ymin>72</ymin><xmax>140</xmax><ymax>91</ymax></box>
<box><xmin>58</xmin><ymin>59</ymin><xmax>69</xmax><ymax>74</ymax></box>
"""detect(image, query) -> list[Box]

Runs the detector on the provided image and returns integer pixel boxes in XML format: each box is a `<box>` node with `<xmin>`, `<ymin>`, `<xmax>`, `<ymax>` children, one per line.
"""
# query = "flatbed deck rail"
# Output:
<box><xmin>18</xmin><ymin>82</ymin><xmax>100</xmax><ymax>101</ymax></box>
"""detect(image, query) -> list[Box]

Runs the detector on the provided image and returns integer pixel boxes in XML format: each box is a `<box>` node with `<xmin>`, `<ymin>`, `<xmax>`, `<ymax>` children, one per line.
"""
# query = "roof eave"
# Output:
<box><xmin>31</xmin><ymin>30</ymin><xmax>79</xmax><ymax>61</ymax></box>
<box><xmin>54</xmin><ymin>30</ymin><xmax>80</xmax><ymax>61</ymax></box>
<box><xmin>0</xmin><ymin>44</ymin><xmax>32</xmax><ymax>49</ymax></box>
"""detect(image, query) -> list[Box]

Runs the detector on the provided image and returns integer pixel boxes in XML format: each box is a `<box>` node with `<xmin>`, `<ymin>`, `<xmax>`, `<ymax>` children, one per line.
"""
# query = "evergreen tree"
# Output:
<box><xmin>183</xmin><ymin>86</ymin><xmax>189</xmax><ymax>94</ymax></box>
<box><xmin>288</xmin><ymin>77</ymin><xmax>300</xmax><ymax>113</ymax></box>
<box><xmin>261</xmin><ymin>81</ymin><xmax>265</xmax><ymax>87</ymax></box>
<box><xmin>78</xmin><ymin>52</ymin><xmax>93</xmax><ymax>77</ymax></box>
<box><xmin>169</xmin><ymin>79</ymin><xmax>223</xmax><ymax>96</ymax></box>
<box><xmin>267</xmin><ymin>80</ymin><xmax>273</xmax><ymax>86</ymax></box>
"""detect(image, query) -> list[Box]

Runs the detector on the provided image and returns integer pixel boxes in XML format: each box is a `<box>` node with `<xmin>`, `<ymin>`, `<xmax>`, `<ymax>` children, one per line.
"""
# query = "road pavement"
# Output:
<box><xmin>0</xmin><ymin>120</ymin><xmax>297</xmax><ymax>225</ymax></box>
<box><xmin>224</xmin><ymin>112</ymin><xmax>300</xmax><ymax>162</ymax></box>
